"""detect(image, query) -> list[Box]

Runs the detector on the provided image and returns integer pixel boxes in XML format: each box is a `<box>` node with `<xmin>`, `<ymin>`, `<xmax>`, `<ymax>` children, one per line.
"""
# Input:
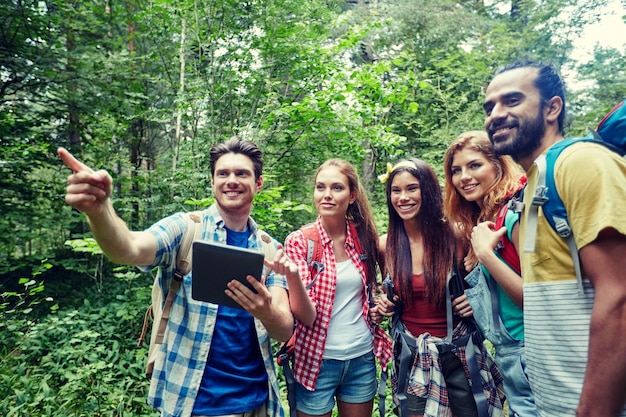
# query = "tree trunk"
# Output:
<box><xmin>173</xmin><ymin>18</ymin><xmax>187</xmax><ymax>172</ymax></box>
<box><xmin>511</xmin><ymin>0</ymin><xmax>527</xmax><ymax>26</ymax></box>
<box><xmin>128</xmin><ymin>16</ymin><xmax>140</xmax><ymax>227</ymax></box>
<box><xmin>66</xmin><ymin>32</ymin><xmax>81</xmax><ymax>149</ymax></box>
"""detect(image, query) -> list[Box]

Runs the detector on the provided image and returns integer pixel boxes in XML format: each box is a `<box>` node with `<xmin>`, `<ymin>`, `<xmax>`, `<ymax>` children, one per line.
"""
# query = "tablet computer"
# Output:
<box><xmin>191</xmin><ymin>240</ymin><xmax>264</xmax><ymax>309</ymax></box>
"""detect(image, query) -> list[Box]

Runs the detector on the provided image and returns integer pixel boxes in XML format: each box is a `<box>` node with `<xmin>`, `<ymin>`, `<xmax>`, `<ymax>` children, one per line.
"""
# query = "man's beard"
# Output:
<box><xmin>490</xmin><ymin>109</ymin><xmax>546</xmax><ymax>162</ymax></box>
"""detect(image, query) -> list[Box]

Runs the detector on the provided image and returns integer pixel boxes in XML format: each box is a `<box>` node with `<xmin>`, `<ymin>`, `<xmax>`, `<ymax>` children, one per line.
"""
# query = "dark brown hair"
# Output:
<box><xmin>210</xmin><ymin>136</ymin><xmax>263</xmax><ymax>179</ymax></box>
<box><xmin>384</xmin><ymin>158</ymin><xmax>455</xmax><ymax>306</ymax></box>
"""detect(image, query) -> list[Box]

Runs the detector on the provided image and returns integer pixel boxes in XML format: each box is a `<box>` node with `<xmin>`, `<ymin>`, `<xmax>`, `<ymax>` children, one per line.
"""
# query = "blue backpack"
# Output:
<box><xmin>523</xmin><ymin>99</ymin><xmax>626</xmax><ymax>293</ymax></box>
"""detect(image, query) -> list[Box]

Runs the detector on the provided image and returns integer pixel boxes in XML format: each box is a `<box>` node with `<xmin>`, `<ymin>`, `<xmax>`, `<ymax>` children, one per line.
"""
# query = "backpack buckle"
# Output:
<box><xmin>531</xmin><ymin>185</ymin><xmax>549</xmax><ymax>207</ymax></box>
<box><xmin>552</xmin><ymin>217</ymin><xmax>572</xmax><ymax>238</ymax></box>
<box><xmin>173</xmin><ymin>269</ymin><xmax>184</xmax><ymax>281</ymax></box>
<box><xmin>305</xmin><ymin>262</ymin><xmax>325</xmax><ymax>290</ymax></box>
<box><xmin>507</xmin><ymin>198</ymin><xmax>525</xmax><ymax>213</ymax></box>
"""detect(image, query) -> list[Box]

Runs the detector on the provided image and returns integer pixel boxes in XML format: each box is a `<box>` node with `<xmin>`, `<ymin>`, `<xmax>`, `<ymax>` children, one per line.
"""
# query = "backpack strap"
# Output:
<box><xmin>276</xmin><ymin>223</ymin><xmax>321</xmax><ymax>417</ymax></box>
<box><xmin>276</xmin><ymin>334</ymin><xmax>297</xmax><ymax>417</ymax></box>
<box><xmin>451</xmin><ymin>330</ymin><xmax>490</xmax><ymax>417</ymax></box>
<box><xmin>377</xmin><ymin>362</ymin><xmax>388</xmax><ymax>417</ymax></box>
<box><xmin>383</xmin><ymin>276</ymin><xmax>413</xmax><ymax>417</ymax></box>
<box><xmin>299</xmin><ymin>223</ymin><xmax>325</xmax><ymax>289</ymax></box>
<box><xmin>446</xmin><ymin>263</ymin><xmax>489</xmax><ymax>417</ymax></box>
<box><xmin>524</xmin><ymin>150</ymin><xmax>549</xmax><ymax>254</ymax></box>
<box><xmin>489</xmin><ymin>201</ymin><xmax>524</xmax><ymax>333</ymax></box>
<box><xmin>444</xmin><ymin>258</ymin><xmax>464</xmax><ymax>342</ymax></box>
<box><xmin>156</xmin><ymin>211</ymin><xmax>203</xmax><ymax>344</ymax></box>
<box><xmin>138</xmin><ymin>211</ymin><xmax>203</xmax><ymax>348</ymax></box>
<box><xmin>524</xmin><ymin>139</ymin><xmax>584</xmax><ymax>295</ymax></box>
<box><xmin>395</xmin><ymin>325</ymin><xmax>420</xmax><ymax>417</ymax></box>
<box><xmin>494</xmin><ymin>201</ymin><xmax>523</xmax><ymax>276</ymax></box>
<box><xmin>303</xmin><ymin>221</ymin><xmax>374</xmax><ymax>306</ymax></box>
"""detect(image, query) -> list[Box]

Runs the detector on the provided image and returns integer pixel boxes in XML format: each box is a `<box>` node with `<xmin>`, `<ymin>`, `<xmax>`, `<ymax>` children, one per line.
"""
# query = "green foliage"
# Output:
<box><xmin>568</xmin><ymin>45</ymin><xmax>626</xmax><ymax>137</ymax></box>
<box><xmin>3</xmin><ymin>0</ymin><xmax>619</xmax><ymax>261</ymax></box>
<box><xmin>63</xmin><ymin>238</ymin><xmax>108</xmax><ymax>293</ymax></box>
<box><xmin>0</xmin><ymin>260</ymin><xmax>56</xmax><ymax>352</ymax></box>
<box><xmin>1</xmin><ymin>0</ymin><xmax>623</xmax><ymax>414</ymax></box>
<box><xmin>0</xmin><ymin>286</ymin><xmax>156</xmax><ymax>416</ymax></box>
<box><xmin>252</xmin><ymin>183</ymin><xmax>314</xmax><ymax>242</ymax></box>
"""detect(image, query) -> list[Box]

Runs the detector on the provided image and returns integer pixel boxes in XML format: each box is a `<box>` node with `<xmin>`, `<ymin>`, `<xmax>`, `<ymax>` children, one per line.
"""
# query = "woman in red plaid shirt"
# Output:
<box><xmin>281</xmin><ymin>159</ymin><xmax>393</xmax><ymax>417</ymax></box>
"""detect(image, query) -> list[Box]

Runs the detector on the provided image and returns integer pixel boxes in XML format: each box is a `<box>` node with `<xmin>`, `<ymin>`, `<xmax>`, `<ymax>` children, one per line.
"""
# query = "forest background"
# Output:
<box><xmin>1</xmin><ymin>0</ymin><xmax>624</xmax><ymax>415</ymax></box>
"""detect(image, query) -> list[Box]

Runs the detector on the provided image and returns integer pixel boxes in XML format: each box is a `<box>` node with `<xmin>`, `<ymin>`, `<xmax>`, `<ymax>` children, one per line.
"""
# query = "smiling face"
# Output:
<box><xmin>314</xmin><ymin>166</ymin><xmax>355</xmax><ymax>219</ymax></box>
<box><xmin>390</xmin><ymin>171</ymin><xmax>422</xmax><ymax>221</ymax></box>
<box><xmin>211</xmin><ymin>152</ymin><xmax>262</xmax><ymax>217</ymax></box>
<box><xmin>483</xmin><ymin>67</ymin><xmax>547</xmax><ymax>162</ymax></box>
<box><xmin>450</xmin><ymin>148</ymin><xmax>498</xmax><ymax>206</ymax></box>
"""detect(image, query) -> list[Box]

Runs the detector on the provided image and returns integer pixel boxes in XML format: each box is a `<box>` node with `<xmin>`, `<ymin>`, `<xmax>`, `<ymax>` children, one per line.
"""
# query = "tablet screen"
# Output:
<box><xmin>191</xmin><ymin>241</ymin><xmax>264</xmax><ymax>309</ymax></box>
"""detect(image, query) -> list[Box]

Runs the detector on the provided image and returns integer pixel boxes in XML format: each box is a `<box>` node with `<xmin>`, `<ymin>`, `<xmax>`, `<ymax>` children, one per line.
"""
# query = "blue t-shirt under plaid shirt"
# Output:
<box><xmin>139</xmin><ymin>204</ymin><xmax>287</xmax><ymax>417</ymax></box>
<box><xmin>193</xmin><ymin>226</ymin><xmax>268</xmax><ymax>415</ymax></box>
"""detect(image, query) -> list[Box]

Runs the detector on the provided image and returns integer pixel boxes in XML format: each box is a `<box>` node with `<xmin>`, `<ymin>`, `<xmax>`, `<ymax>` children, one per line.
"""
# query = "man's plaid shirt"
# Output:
<box><xmin>139</xmin><ymin>204</ymin><xmax>286</xmax><ymax>417</ymax></box>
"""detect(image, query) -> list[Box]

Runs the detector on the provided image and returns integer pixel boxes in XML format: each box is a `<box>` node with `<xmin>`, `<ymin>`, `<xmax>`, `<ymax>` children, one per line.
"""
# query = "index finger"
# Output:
<box><xmin>58</xmin><ymin>147</ymin><xmax>94</xmax><ymax>174</ymax></box>
<box><xmin>263</xmin><ymin>258</ymin><xmax>275</xmax><ymax>280</ymax></box>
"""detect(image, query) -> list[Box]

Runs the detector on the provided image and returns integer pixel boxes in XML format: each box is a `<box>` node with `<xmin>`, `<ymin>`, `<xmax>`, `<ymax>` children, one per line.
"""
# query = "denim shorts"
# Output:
<box><xmin>295</xmin><ymin>351</ymin><xmax>377</xmax><ymax>415</ymax></box>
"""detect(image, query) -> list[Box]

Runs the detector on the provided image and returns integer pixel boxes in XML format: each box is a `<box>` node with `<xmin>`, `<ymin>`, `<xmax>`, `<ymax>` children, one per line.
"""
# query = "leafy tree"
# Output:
<box><xmin>1</xmin><ymin>1</ymin><xmax>624</xmax><ymax>413</ymax></box>
<box><xmin>568</xmin><ymin>45</ymin><xmax>626</xmax><ymax>136</ymax></box>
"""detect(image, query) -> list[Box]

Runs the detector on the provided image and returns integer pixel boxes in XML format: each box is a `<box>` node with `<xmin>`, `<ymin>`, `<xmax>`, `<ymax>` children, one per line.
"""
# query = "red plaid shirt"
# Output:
<box><xmin>284</xmin><ymin>218</ymin><xmax>393</xmax><ymax>391</ymax></box>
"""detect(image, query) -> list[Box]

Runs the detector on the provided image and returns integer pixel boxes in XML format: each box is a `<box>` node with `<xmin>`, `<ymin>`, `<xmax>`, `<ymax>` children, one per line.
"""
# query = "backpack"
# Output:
<box><xmin>384</xmin><ymin>261</ymin><xmax>497</xmax><ymax>417</ymax></box>
<box><xmin>523</xmin><ymin>99</ymin><xmax>626</xmax><ymax>293</ymax></box>
<box><xmin>493</xmin><ymin>178</ymin><xmax>526</xmax><ymax>276</ymax></box>
<box><xmin>137</xmin><ymin>211</ymin><xmax>276</xmax><ymax>378</ymax></box>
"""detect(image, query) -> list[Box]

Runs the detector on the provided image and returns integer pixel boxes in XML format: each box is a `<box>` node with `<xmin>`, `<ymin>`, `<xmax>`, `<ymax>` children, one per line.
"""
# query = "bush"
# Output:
<box><xmin>0</xmin><ymin>265</ymin><xmax>158</xmax><ymax>417</ymax></box>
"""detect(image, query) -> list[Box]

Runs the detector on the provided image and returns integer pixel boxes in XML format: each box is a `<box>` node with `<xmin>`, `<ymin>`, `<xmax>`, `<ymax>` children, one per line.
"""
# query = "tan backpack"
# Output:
<box><xmin>137</xmin><ymin>211</ymin><xmax>277</xmax><ymax>378</ymax></box>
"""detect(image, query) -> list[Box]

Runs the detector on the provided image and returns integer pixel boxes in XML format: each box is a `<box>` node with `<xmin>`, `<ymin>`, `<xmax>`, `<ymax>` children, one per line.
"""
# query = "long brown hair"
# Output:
<box><xmin>316</xmin><ymin>159</ymin><xmax>380</xmax><ymax>285</ymax></box>
<box><xmin>443</xmin><ymin>131</ymin><xmax>525</xmax><ymax>266</ymax></box>
<box><xmin>384</xmin><ymin>158</ymin><xmax>455</xmax><ymax>306</ymax></box>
